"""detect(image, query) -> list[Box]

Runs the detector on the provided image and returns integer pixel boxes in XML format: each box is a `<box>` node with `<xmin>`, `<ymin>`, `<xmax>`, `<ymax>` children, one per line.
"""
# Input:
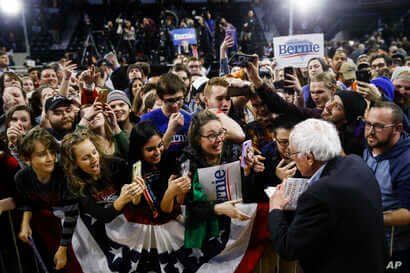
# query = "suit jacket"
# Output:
<box><xmin>268</xmin><ymin>155</ymin><xmax>386</xmax><ymax>273</ymax></box>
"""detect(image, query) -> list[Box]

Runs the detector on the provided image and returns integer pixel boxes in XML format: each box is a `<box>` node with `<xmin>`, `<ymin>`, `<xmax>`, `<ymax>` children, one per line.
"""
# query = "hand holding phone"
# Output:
<box><xmin>97</xmin><ymin>89</ymin><xmax>109</xmax><ymax>103</ymax></box>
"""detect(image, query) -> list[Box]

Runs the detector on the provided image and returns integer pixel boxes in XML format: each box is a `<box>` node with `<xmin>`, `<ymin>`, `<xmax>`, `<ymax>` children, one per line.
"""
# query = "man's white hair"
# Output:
<box><xmin>290</xmin><ymin>119</ymin><xmax>342</xmax><ymax>161</ymax></box>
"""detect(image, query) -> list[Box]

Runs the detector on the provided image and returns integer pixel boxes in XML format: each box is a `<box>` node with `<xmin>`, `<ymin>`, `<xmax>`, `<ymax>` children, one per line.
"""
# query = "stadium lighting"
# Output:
<box><xmin>288</xmin><ymin>0</ymin><xmax>324</xmax><ymax>34</ymax></box>
<box><xmin>0</xmin><ymin>0</ymin><xmax>22</xmax><ymax>16</ymax></box>
<box><xmin>0</xmin><ymin>0</ymin><xmax>30</xmax><ymax>57</ymax></box>
<box><xmin>295</xmin><ymin>0</ymin><xmax>324</xmax><ymax>14</ymax></box>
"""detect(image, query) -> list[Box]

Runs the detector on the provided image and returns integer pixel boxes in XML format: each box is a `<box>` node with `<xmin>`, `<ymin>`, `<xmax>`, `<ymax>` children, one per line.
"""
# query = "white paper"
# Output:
<box><xmin>264</xmin><ymin>186</ymin><xmax>277</xmax><ymax>198</ymax></box>
<box><xmin>283</xmin><ymin>178</ymin><xmax>309</xmax><ymax>210</ymax></box>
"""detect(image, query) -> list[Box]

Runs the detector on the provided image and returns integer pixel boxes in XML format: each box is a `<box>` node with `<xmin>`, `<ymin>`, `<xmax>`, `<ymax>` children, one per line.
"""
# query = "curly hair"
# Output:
<box><xmin>60</xmin><ymin>129</ymin><xmax>103</xmax><ymax>196</ymax></box>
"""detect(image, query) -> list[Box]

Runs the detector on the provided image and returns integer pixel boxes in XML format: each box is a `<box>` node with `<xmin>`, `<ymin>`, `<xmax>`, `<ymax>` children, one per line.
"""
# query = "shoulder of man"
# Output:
<box><xmin>140</xmin><ymin>108</ymin><xmax>162</xmax><ymax>121</ymax></box>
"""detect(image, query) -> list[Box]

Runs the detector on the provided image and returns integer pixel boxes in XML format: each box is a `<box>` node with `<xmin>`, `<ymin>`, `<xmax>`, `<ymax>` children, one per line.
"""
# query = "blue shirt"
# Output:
<box><xmin>140</xmin><ymin>108</ymin><xmax>192</xmax><ymax>153</ymax></box>
<box><xmin>307</xmin><ymin>162</ymin><xmax>328</xmax><ymax>185</ymax></box>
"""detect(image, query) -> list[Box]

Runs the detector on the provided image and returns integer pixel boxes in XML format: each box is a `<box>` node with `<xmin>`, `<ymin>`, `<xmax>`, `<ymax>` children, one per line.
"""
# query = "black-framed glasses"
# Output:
<box><xmin>276</xmin><ymin>139</ymin><xmax>289</xmax><ymax>146</ymax></box>
<box><xmin>288</xmin><ymin>151</ymin><xmax>302</xmax><ymax>158</ymax></box>
<box><xmin>201</xmin><ymin>128</ymin><xmax>227</xmax><ymax>143</ymax></box>
<box><xmin>360</xmin><ymin>118</ymin><xmax>396</xmax><ymax>133</ymax></box>
<box><xmin>164</xmin><ymin>97</ymin><xmax>184</xmax><ymax>105</ymax></box>
<box><xmin>371</xmin><ymin>63</ymin><xmax>386</xmax><ymax>69</ymax></box>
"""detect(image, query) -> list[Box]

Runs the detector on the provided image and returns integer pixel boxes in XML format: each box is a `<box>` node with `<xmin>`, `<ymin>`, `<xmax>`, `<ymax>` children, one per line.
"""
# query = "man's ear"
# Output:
<box><xmin>272</xmin><ymin>132</ymin><xmax>277</xmax><ymax>141</ymax></box>
<box><xmin>204</xmin><ymin>96</ymin><xmax>209</xmax><ymax>107</ymax></box>
<box><xmin>306</xmin><ymin>152</ymin><xmax>316</xmax><ymax>166</ymax></box>
<box><xmin>395</xmin><ymin>123</ymin><xmax>403</xmax><ymax>134</ymax></box>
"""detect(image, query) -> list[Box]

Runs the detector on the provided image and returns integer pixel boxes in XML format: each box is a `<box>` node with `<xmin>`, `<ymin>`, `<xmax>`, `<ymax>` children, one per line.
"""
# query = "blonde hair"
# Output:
<box><xmin>311</xmin><ymin>71</ymin><xmax>337</xmax><ymax>90</ymax></box>
<box><xmin>203</xmin><ymin>77</ymin><xmax>229</xmax><ymax>98</ymax></box>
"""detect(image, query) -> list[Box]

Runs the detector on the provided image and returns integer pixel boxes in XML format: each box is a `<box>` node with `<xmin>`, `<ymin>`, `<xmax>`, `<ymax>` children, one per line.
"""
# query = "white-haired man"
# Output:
<box><xmin>268</xmin><ymin>119</ymin><xmax>385</xmax><ymax>273</ymax></box>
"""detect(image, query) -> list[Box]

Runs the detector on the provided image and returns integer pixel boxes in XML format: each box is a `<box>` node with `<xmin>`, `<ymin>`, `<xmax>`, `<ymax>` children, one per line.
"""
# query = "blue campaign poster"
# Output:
<box><xmin>170</xmin><ymin>28</ymin><xmax>197</xmax><ymax>46</ymax></box>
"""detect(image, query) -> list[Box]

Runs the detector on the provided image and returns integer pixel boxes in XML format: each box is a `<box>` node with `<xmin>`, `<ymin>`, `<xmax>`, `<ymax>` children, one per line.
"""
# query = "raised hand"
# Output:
<box><xmin>284</xmin><ymin>72</ymin><xmax>302</xmax><ymax>94</ymax></box>
<box><xmin>82</xmin><ymin>101</ymin><xmax>104</xmax><ymax>123</ymax></box>
<box><xmin>275</xmin><ymin>159</ymin><xmax>297</xmax><ymax>181</ymax></box>
<box><xmin>168</xmin><ymin>112</ymin><xmax>184</xmax><ymax>132</ymax></box>
<box><xmin>168</xmin><ymin>175</ymin><xmax>191</xmax><ymax>195</ymax></box>
<box><xmin>356</xmin><ymin>81</ymin><xmax>382</xmax><ymax>102</ymax></box>
<box><xmin>7</xmin><ymin>123</ymin><xmax>25</xmax><ymax>146</ymax></box>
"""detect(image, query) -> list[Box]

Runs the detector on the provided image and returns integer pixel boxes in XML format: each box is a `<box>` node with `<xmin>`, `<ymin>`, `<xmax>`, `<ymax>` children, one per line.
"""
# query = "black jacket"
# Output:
<box><xmin>268</xmin><ymin>155</ymin><xmax>386</xmax><ymax>273</ymax></box>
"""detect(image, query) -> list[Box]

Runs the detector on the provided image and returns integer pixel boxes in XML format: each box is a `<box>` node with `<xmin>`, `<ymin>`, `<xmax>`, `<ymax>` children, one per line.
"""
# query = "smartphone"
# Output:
<box><xmin>97</xmin><ymin>89</ymin><xmax>109</xmax><ymax>103</ymax></box>
<box><xmin>284</xmin><ymin>66</ymin><xmax>294</xmax><ymax>93</ymax></box>
<box><xmin>228</xmin><ymin>53</ymin><xmax>257</xmax><ymax>67</ymax></box>
<box><xmin>240</xmin><ymin>140</ymin><xmax>253</xmax><ymax>168</ymax></box>
<box><xmin>356</xmin><ymin>70</ymin><xmax>371</xmax><ymax>83</ymax></box>
<box><xmin>227</xmin><ymin>85</ymin><xmax>251</xmax><ymax>97</ymax></box>
<box><xmin>274</xmin><ymin>80</ymin><xmax>285</xmax><ymax>90</ymax></box>
<box><xmin>225</xmin><ymin>29</ymin><xmax>235</xmax><ymax>41</ymax></box>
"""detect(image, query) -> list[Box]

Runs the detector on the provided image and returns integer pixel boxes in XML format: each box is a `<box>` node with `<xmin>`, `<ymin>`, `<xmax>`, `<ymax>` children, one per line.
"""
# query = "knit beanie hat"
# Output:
<box><xmin>107</xmin><ymin>90</ymin><xmax>131</xmax><ymax>107</ymax></box>
<box><xmin>335</xmin><ymin>90</ymin><xmax>367</xmax><ymax>124</ymax></box>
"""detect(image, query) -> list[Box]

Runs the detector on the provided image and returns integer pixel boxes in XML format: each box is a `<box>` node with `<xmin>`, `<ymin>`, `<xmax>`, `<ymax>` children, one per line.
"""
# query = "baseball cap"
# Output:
<box><xmin>45</xmin><ymin>95</ymin><xmax>72</xmax><ymax>112</ymax></box>
<box><xmin>339</xmin><ymin>62</ymin><xmax>357</xmax><ymax>80</ymax></box>
<box><xmin>191</xmin><ymin>76</ymin><xmax>209</xmax><ymax>97</ymax></box>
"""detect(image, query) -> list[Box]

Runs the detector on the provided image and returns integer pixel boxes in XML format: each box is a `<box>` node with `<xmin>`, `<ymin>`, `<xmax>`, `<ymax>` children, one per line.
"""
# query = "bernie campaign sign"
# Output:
<box><xmin>273</xmin><ymin>33</ymin><xmax>324</xmax><ymax>68</ymax></box>
<box><xmin>170</xmin><ymin>28</ymin><xmax>197</xmax><ymax>46</ymax></box>
<box><xmin>197</xmin><ymin>161</ymin><xmax>242</xmax><ymax>202</ymax></box>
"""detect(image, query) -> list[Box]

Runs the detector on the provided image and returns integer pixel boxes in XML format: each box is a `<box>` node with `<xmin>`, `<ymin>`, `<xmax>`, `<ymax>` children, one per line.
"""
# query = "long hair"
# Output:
<box><xmin>129</xmin><ymin>77</ymin><xmax>144</xmax><ymax>108</ymax></box>
<box><xmin>90</xmin><ymin>119</ymin><xmax>115</xmax><ymax>155</ymax></box>
<box><xmin>307</xmin><ymin>57</ymin><xmax>330</xmax><ymax>81</ymax></box>
<box><xmin>187</xmin><ymin>110</ymin><xmax>221</xmax><ymax>154</ymax></box>
<box><xmin>128</xmin><ymin>120</ymin><xmax>161</xmax><ymax>167</ymax></box>
<box><xmin>60</xmin><ymin>129</ymin><xmax>105</xmax><ymax>196</ymax></box>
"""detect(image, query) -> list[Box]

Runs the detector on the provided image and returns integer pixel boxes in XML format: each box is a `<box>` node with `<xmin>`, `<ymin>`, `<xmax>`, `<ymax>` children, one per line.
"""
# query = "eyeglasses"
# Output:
<box><xmin>163</xmin><ymin>97</ymin><xmax>184</xmax><ymax>105</ymax></box>
<box><xmin>276</xmin><ymin>139</ymin><xmax>289</xmax><ymax>146</ymax></box>
<box><xmin>371</xmin><ymin>63</ymin><xmax>386</xmax><ymax>69</ymax></box>
<box><xmin>201</xmin><ymin>128</ymin><xmax>227</xmax><ymax>143</ymax></box>
<box><xmin>288</xmin><ymin>151</ymin><xmax>302</xmax><ymax>158</ymax></box>
<box><xmin>361</xmin><ymin>118</ymin><xmax>396</xmax><ymax>133</ymax></box>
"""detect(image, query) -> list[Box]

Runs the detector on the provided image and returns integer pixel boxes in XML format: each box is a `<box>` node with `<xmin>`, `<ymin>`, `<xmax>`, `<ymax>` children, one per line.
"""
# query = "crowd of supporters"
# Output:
<box><xmin>0</xmin><ymin>3</ymin><xmax>409</xmax><ymax>273</ymax></box>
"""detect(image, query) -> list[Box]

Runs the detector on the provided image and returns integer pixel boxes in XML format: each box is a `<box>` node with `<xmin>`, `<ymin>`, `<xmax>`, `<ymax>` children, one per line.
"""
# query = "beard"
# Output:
<box><xmin>49</xmin><ymin>118</ymin><xmax>74</xmax><ymax>132</ymax></box>
<box><xmin>366</xmin><ymin>131</ymin><xmax>394</xmax><ymax>148</ymax></box>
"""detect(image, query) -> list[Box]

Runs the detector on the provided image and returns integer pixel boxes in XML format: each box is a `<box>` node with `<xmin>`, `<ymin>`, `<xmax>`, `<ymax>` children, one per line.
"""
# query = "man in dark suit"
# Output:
<box><xmin>268</xmin><ymin>118</ymin><xmax>386</xmax><ymax>273</ymax></box>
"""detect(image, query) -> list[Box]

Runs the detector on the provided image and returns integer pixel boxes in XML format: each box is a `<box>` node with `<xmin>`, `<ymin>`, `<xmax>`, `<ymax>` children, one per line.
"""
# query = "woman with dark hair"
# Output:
<box><xmin>284</xmin><ymin>57</ymin><xmax>330</xmax><ymax>108</ymax></box>
<box><xmin>0</xmin><ymin>71</ymin><xmax>23</xmax><ymax>92</ymax></box>
<box><xmin>180</xmin><ymin>110</ymin><xmax>256</xmax><ymax>268</ymax></box>
<box><xmin>4</xmin><ymin>105</ymin><xmax>35</xmax><ymax>166</ymax></box>
<box><xmin>129</xmin><ymin>77</ymin><xmax>144</xmax><ymax>107</ymax></box>
<box><xmin>106</xmin><ymin>120</ymin><xmax>190</xmax><ymax>272</ymax></box>
<box><xmin>128</xmin><ymin>121</ymin><xmax>189</xmax><ymax>215</ymax></box>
